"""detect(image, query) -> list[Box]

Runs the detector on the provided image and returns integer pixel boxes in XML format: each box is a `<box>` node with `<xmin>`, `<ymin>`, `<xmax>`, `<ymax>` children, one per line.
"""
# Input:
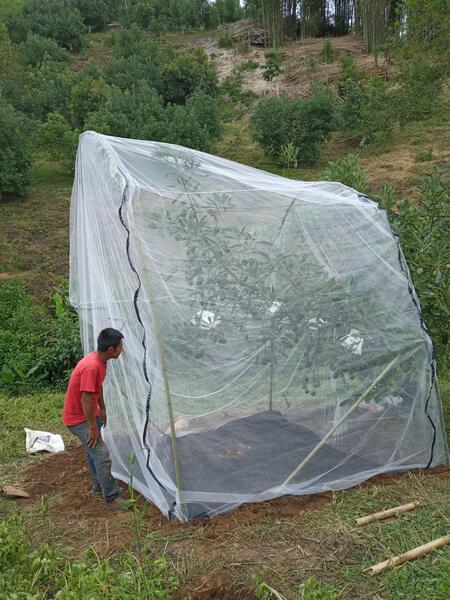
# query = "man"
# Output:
<box><xmin>62</xmin><ymin>327</ymin><xmax>124</xmax><ymax>509</ymax></box>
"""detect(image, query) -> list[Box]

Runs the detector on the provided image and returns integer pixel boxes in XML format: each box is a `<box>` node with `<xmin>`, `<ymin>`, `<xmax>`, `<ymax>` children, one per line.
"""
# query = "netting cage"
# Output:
<box><xmin>69</xmin><ymin>131</ymin><xmax>449</xmax><ymax>521</ymax></box>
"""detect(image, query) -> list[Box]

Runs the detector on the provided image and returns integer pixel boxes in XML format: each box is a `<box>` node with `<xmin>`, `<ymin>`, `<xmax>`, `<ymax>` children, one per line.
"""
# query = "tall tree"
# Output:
<box><xmin>261</xmin><ymin>0</ymin><xmax>284</xmax><ymax>47</ymax></box>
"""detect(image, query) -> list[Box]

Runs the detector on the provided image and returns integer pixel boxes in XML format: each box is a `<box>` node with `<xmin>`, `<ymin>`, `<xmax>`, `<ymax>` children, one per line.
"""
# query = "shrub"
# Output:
<box><xmin>320</xmin><ymin>38</ymin><xmax>334</xmax><ymax>63</ymax></box>
<box><xmin>162</xmin><ymin>47</ymin><xmax>218</xmax><ymax>104</ymax></box>
<box><xmin>20</xmin><ymin>33</ymin><xmax>70</xmax><ymax>68</ymax></box>
<box><xmin>68</xmin><ymin>75</ymin><xmax>109</xmax><ymax>128</ymax></box>
<box><xmin>163</xmin><ymin>91</ymin><xmax>221</xmax><ymax>152</ymax></box>
<box><xmin>39</xmin><ymin>112</ymin><xmax>80</xmax><ymax>171</ymax></box>
<box><xmin>251</xmin><ymin>88</ymin><xmax>335</xmax><ymax>163</ymax></box>
<box><xmin>378</xmin><ymin>169</ymin><xmax>450</xmax><ymax>360</ymax></box>
<box><xmin>321</xmin><ymin>153</ymin><xmax>370</xmax><ymax>194</ymax></box>
<box><xmin>218</xmin><ymin>33</ymin><xmax>233</xmax><ymax>49</ymax></box>
<box><xmin>0</xmin><ymin>102</ymin><xmax>32</xmax><ymax>197</ymax></box>
<box><xmin>262</xmin><ymin>49</ymin><xmax>282</xmax><ymax>82</ymax></box>
<box><xmin>19</xmin><ymin>57</ymin><xmax>73</xmax><ymax>120</ymax></box>
<box><xmin>71</xmin><ymin>0</ymin><xmax>108</xmax><ymax>32</ymax></box>
<box><xmin>103</xmin><ymin>53</ymin><xmax>163</xmax><ymax>93</ymax></box>
<box><xmin>85</xmin><ymin>82</ymin><xmax>165</xmax><ymax>139</ymax></box>
<box><xmin>395</xmin><ymin>55</ymin><xmax>445</xmax><ymax>125</ymax></box>
<box><xmin>359</xmin><ymin>77</ymin><xmax>396</xmax><ymax>149</ymax></box>
<box><xmin>21</xmin><ymin>0</ymin><xmax>86</xmax><ymax>52</ymax></box>
<box><xmin>336</xmin><ymin>53</ymin><xmax>366</xmax><ymax>131</ymax></box>
<box><xmin>0</xmin><ymin>279</ymin><xmax>82</xmax><ymax>394</ymax></box>
<box><xmin>107</xmin><ymin>24</ymin><xmax>155</xmax><ymax>59</ymax></box>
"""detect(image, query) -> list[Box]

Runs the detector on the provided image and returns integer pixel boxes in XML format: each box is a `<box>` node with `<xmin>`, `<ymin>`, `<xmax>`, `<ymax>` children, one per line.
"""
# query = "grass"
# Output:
<box><xmin>0</xmin><ymin>156</ymin><xmax>72</xmax><ymax>301</ymax></box>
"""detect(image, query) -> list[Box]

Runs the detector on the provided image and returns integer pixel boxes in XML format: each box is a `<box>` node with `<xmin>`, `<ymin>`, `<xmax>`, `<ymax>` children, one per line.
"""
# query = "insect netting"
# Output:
<box><xmin>69</xmin><ymin>132</ymin><xmax>448</xmax><ymax>521</ymax></box>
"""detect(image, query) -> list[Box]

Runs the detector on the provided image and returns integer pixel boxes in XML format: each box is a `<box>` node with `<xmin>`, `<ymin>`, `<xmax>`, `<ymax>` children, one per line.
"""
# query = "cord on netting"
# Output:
<box><xmin>118</xmin><ymin>184</ymin><xmax>170</xmax><ymax>495</ymax></box>
<box><xmin>393</xmin><ymin>233</ymin><xmax>437</xmax><ymax>468</ymax></box>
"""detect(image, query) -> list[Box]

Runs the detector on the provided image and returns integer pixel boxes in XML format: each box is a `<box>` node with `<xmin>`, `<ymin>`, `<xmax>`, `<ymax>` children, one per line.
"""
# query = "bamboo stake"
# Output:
<box><xmin>356</xmin><ymin>501</ymin><xmax>421</xmax><ymax>526</ymax></box>
<box><xmin>364</xmin><ymin>534</ymin><xmax>450</xmax><ymax>576</ymax></box>
<box><xmin>281</xmin><ymin>356</ymin><xmax>399</xmax><ymax>488</ymax></box>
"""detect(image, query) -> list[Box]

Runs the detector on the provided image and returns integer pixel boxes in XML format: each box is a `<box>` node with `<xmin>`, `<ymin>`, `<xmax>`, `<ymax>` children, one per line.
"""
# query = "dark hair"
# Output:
<box><xmin>97</xmin><ymin>328</ymin><xmax>124</xmax><ymax>352</ymax></box>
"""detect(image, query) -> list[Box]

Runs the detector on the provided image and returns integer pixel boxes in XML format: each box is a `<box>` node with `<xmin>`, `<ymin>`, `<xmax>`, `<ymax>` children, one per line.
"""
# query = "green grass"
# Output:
<box><xmin>0</xmin><ymin>392</ymin><xmax>67</xmax><ymax>465</ymax></box>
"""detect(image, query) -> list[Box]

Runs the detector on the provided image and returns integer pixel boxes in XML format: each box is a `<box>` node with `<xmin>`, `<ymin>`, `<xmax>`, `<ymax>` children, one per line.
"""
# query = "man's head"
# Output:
<box><xmin>97</xmin><ymin>328</ymin><xmax>124</xmax><ymax>360</ymax></box>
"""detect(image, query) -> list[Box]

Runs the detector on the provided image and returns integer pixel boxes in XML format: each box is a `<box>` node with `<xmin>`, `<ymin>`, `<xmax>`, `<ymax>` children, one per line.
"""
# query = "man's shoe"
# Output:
<box><xmin>105</xmin><ymin>499</ymin><xmax>126</xmax><ymax>512</ymax></box>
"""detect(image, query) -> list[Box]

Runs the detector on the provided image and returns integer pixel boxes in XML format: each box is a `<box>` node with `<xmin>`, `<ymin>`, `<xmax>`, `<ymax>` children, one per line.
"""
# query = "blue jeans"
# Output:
<box><xmin>67</xmin><ymin>416</ymin><xmax>119</xmax><ymax>502</ymax></box>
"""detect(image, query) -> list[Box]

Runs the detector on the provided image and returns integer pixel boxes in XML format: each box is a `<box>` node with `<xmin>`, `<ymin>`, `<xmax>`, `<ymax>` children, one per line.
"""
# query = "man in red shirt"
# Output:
<box><xmin>63</xmin><ymin>328</ymin><xmax>124</xmax><ymax>508</ymax></box>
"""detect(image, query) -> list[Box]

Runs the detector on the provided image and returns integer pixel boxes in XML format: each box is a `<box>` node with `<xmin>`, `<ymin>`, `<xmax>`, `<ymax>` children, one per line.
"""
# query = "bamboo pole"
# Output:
<box><xmin>364</xmin><ymin>534</ymin><xmax>450</xmax><ymax>575</ymax></box>
<box><xmin>131</xmin><ymin>222</ymin><xmax>185</xmax><ymax>519</ymax></box>
<box><xmin>280</xmin><ymin>356</ymin><xmax>399</xmax><ymax>488</ymax></box>
<box><xmin>356</xmin><ymin>501</ymin><xmax>421</xmax><ymax>526</ymax></box>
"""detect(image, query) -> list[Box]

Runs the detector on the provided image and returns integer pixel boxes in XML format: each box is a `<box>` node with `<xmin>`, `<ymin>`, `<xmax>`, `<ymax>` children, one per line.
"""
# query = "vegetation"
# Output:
<box><xmin>0</xmin><ymin>515</ymin><xmax>178</xmax><ymax>599</ymax></box>
<box><xmin>251</xmin><ymin>87</ymin><xmax>335</xmax><ymax>163</ymax></box>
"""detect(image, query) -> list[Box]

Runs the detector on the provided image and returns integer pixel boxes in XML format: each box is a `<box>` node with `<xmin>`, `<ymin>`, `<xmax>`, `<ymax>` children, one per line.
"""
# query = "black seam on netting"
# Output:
<box><xmin>393</xmin><ymin>232</ymin><xmax>437</xmax><ymax>468</ymax></box>
<box><xmin>117</xmin><ymin>184</ymin><xmax>171</xmax><ymax>499</ymax></box>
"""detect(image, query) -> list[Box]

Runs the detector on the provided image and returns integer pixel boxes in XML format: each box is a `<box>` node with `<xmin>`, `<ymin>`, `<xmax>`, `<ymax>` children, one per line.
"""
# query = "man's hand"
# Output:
<box><xmin>87</xmin><ymin>426</ymin><xmax>102</xmax><ymax>448</ymax></box>
<box><xmin>100</xmin><ymin>408</ymin><xmax>107</xmax><ymax>427</ymax></box>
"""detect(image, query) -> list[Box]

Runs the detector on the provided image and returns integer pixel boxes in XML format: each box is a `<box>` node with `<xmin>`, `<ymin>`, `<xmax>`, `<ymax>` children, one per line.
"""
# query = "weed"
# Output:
<box><xmin>321</xmin><ymin>153</ymin><xmax>370</xmax><ymax>194</ymax></box>
<box><xmin>416</xmin><ymin>148</ymin><xmax>435</xmax><ymax>162</ymax></box>
<box><xmin>320</xmin><ymin>39</ymin><xmax>334</xmax><ymax>64</ymax></box>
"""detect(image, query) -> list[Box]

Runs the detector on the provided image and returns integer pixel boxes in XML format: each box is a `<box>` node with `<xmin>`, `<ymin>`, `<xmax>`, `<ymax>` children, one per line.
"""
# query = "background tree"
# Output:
<box><xmin>71</xmin><ymin>0</ymin><xmax>109</xmax><ymax>33</ymax></box>
<box><xmin>251</xmin><ymin>87</ymin><xmax>334</xmax><ymax>162</ymax></box>
<box><xmin>0</xmin><ymin>101</ymin><xmax>32</xmax><ymax>197</ymax></box>
<box><xmin>20</xmin><ymin>34</ymin><xmax>70</xmax><ymax>68</ymax></box>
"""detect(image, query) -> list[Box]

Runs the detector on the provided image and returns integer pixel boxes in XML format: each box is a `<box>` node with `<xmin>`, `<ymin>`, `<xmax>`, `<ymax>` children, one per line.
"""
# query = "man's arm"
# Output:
<box><xmin>98</xmin><ymin>385</ymin><xmax>107</xmax><ymax>427</ymax></box>
<box><xmin>81</xmin><ymin>392</ymin><xmax>101</xmax><ymax>448</ymax></box>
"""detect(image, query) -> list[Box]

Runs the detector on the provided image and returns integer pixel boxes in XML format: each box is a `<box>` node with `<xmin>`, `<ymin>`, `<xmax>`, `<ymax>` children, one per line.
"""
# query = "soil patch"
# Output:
<box><xmin>21</xmin><ymin>444</ymin><xmax>449</xmax><ymax>532</ymax></box>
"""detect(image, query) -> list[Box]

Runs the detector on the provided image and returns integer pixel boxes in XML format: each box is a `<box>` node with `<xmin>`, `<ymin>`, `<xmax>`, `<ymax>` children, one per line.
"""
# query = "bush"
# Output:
<box><xmin>39</xmin><ymin>112</ymin><xmax>80</xmax><ymax>171</ymax></box>
<box><xmin>71</xmin><ymin>0</ymin><xmax>108</xmax><ymax>32</ymax></box>
<box><xmin>336</xmin><ymin>53</ymin><xmax>366</xmax><ymax>131</ymax></box>
<box><xmin>218</xmin><ymin>33</ymin><xmax>234</xmax><ymax>49</ymax></box>
<box><xmin>0</xmin><ymin>279</ymin><xmax>82</xmax><ymax>394</ymax></box>
<box><xmin>378</xmin><ymin>169</ymin><xmax>450</xmax><ymax>360</ymax></box>
<box><xmin>19</xmin><ymin>57</ymin><xmax>73</xmax><ymax>120</ymax></box>
<box><xmin>162</xmin><ymin>47</ymin><xmax>218</xmax><ymax>104</ymax></box>
<box><xmin>395</xmin><ymin>55</ymin><xmax>445</xmax><ymax>125</ymax></box>
<box><xmin>251</xmin><ymin>87</ymin><xmax>335</xmax><ymax>163</ymax></box>
<box><xmin>0</xmin><ymin>102</ymin><xmax>32</xmax><ymax>197</ymax></box>
<box><xmin>359</xmin><ymin>77</ymin><xmax>396</xmax><ymax>149</ymax></box>
<box><xmin>103</xmin><ymin>53</ymin><xmax>163</xmax><ymax>92</ymax></box>
<box><xmin>20</xmin><ymin>33</ymin><xmax>70</xmax><ymax>68</ymax></box>
<box><xmin>85</xmin><ymin>82</ymin><xmax>165</xmax><ymax>139</ymax></box>
<box><xmin>20</xmin><ymin>0</ymin><xmax>86</xmax><ymax>52</ymax></box>
<box><xmin>163</xmin><ymin>91</ymin><xmax>221</xmax><ymax>151</ymax></box>
<box><xmin>68</xmin><ymin>75</ymin><xmax>109</xmax><ymax>128</ymax></box>
<box><xmin>262</xmin><ymin>49</ymin><xmax>282</xmax><ymax>82</ymax></box>
<box><xmin>107</xmin><ymin>24</ymin><xmax>155</xmax><ymax>59</ymax></box>
<box><xmin>321</xmin><ymin>153</ymin><xmax>370</xmax><ymax>194</ymax></box>
<box><xmin>320</xmin><ymin>38</ymin><xmax>334</xmax><ymax>64</ymax></box>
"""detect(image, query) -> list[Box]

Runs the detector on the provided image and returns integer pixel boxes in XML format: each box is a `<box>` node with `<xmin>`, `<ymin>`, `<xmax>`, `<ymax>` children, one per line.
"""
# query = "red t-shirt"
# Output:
<box><xmin>62</xmin><ymin>352</ymin><xmax>107</xmax><ymax>426</ymax></box>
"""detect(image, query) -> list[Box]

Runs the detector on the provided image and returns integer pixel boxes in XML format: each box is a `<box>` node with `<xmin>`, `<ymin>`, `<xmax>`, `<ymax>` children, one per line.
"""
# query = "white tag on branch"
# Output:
<box><xmin>24</xmin><ymin>428</ymin><xmax>65</xmax><ymax>454</ymax></box>
<box><xmin>340</xmin><ymin>329</ymin><xmax>364</xmax><ymax>355</ymax></box>
<box><xmin>190</xmin><ymin>310</ymin><xmax>221</xmax><ymax>330</ymax></box>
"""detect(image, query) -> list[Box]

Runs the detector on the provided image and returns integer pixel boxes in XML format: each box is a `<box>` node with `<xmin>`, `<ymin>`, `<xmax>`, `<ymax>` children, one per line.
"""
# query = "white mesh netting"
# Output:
<box><xmin>69</xmin><ymin>131</ymin><xmax>448</xmax><ymax>521</ymax></box>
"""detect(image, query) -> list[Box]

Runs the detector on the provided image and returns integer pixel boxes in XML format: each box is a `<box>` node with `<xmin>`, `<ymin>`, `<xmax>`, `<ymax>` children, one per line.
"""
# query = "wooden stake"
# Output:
<box><xmin>364</xmin><ymin>534</ymin><xmax>450</xmax><ymax>575</ymax></box>
<box><xmin>281</xmin><ymin>356</ymin><xmax>399</xmax><ymax>488</ymax></box>
<box><xmin>356</xmin><ymin>501</ymin><xmax>421</xmax><ymax>526</ymax></box>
